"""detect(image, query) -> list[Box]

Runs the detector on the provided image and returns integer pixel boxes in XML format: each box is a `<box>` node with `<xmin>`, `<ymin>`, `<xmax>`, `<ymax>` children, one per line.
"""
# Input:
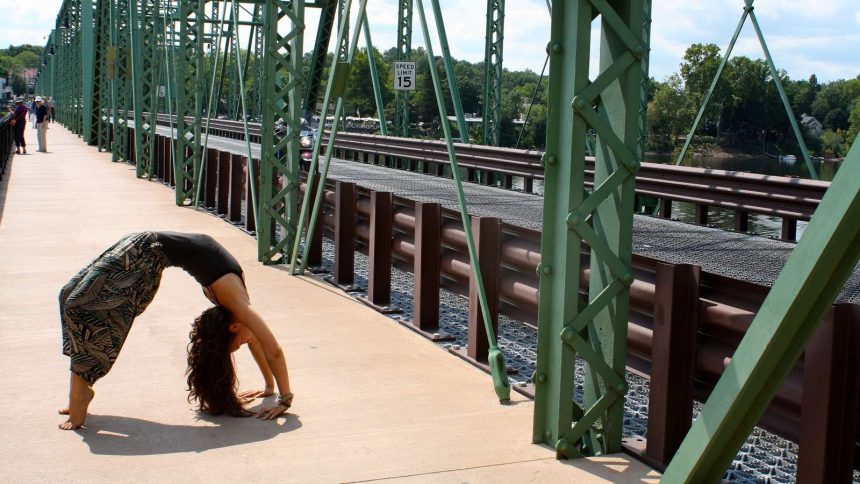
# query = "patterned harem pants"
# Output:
<box><xmin>59</xmin><ymin>232</ymin><xmax>168</xmax><ymax>384</ymax></box>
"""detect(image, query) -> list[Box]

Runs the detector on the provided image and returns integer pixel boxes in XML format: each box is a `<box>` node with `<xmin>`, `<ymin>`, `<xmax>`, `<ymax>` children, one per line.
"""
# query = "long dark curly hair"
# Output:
<box><xmin>186</xmin><ymin>306</ymin><xmax>247</xmax><ymax>416</ymax></box>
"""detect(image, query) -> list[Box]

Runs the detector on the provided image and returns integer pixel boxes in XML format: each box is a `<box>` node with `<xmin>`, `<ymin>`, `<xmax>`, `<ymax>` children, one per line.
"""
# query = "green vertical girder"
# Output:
<box><xmin>81</xmin><ymin>0</ymin><xmax>96</xmax><ymax>144</ymax></box>
<box><xmin>675</xmin><ymin>0</ymin><xmax>818</xmax><ymax>180</ymax></box>
<box><xmin>428</xmin><ymin>0</ymin><xmax>468</xmax><ymax>141</ymax></box>
<box><xmin>533</xmin><ymin>0</ymin><xmax>650</xmax><ymax>458</ymax></box>
<box><xmin>394</xmin><ymin>0</ymin><xmax>412</xmax><ymax>137</ymax></box>
<box><xmin>73</xmin><ymin>1</ymin><xmax>83</xmax><ymax>135</ymax></box>
<box><xmin>113</xmin><ymin>0</ymin><xmax>134</xmax><ymax>162</ymax></box>
<box><xmin>250</xmin><ymin>4</ymin><xmax>264</xmax><ymax>120</ymax></box>
<box><xmin>482</xmin><ymin>0</ymin><xmax>503</xmax><ymax>146</ymax></box>
<box><xmin>93</xmin><ymin>0</ymin><xmax>112</xmax><ymax>150</ymax></box>
<box><xmin>128</xmin><ymin>0</ymin><xmax>161</xmax><ymax>178</ymax></box>
<box><xmin>361</xmin><ymin>16</ymin><xmax>388</xmax><ymax>135</ymax></box>
<box><xmin>174</xmin><ymin>0</ymin><xmax>204</xmax><ymax>204</ymax></box>
<box><xmin>257</xmin><ymin>0</ymin><xmax>305</xmax><ymax>263</ymax></box>
<box><xmin>302</xmin><ymin>0</ymin><xmax>336</xmax><ymax>119</ymax></box>
<box><xmin>290</xmin><ymin>0</ymin><xmax>365</xmax><ymax>274</ymax></box>
<box><xmin>56</xmin><ymin>0</ymin><xmax>83</xmax><ymax>135</ymax></box>
<box><xmin>664</xmin><ymin>137</ymin><xmax>860</xmax><ymax>482</ymax></box>
<box><xmin>56</xmin><ymin>10</ymin><xmax>71</xmax><ymax>128</ymax></box>
<box><xmin>337</xmin><ymin>0</ymin><xmax>349</xmax><ymax>60</ymax></box>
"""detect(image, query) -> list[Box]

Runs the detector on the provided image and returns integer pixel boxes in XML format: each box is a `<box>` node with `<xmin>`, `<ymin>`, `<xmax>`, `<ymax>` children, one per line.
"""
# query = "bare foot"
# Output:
<box><xmin>58</xmin><ymin>408</ymin><xmax>70</xmax><ymax>415</ymax></box>
<box><xmin>59</xmin><ymin>373</ymin><xmax>94</xmax><ymax>430</ymax></box>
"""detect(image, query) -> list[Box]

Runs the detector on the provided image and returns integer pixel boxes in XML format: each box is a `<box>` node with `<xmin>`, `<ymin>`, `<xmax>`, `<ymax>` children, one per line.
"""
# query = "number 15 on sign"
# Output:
<box><xmin>394</xmin><ymin>61</ymin><xmax>416</xmax><ymax>91</ymax></box>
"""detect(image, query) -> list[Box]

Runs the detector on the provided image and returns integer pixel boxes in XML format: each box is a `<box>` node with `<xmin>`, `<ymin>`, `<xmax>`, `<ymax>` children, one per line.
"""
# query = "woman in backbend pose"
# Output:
<box><xmin>58</xmin><ymin>231</ymin><xmax>293</xmax><ymax>430</ymax></box>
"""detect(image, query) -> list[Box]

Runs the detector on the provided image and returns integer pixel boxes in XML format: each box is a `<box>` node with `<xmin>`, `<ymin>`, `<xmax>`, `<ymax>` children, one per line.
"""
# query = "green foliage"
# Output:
<box><xmin>647</xmin><ymin>74</ymin><xmax>690</xmax><ymax>150</ymax></box>
<box><xmin>820</xmin><ymin>129</ymin><xmax>847</xmax><ymax>157</ymax></box>
<box><xmin>1</xmin><ymin>44</ymin><xmax>45</xmax><ymax>96</ymax></box>
<box><xmin>845</xmin><ymin>97</ymin><xmax>860</xmax><ymax>150</ymax></box>
<box><xmin>811</xmin><ymin>78</ymin><xmax>860</xmax><ymax>131</ymax></box>
<box><xmin>645</xmin><ymin>41</ymin><xmax>859</xmax><ymax>157</ymax></box>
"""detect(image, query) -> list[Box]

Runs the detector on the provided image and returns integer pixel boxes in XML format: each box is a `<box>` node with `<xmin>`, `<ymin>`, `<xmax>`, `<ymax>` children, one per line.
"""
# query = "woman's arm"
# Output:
<box><xmin>208</xmin><ymin>273</ymin><xmax>292</xmax><ymax>419</ymax></box>
<box><xmin>238</xmin><ymin>336</ymin><xmax>275</xmax><ymax>398</ymax></box>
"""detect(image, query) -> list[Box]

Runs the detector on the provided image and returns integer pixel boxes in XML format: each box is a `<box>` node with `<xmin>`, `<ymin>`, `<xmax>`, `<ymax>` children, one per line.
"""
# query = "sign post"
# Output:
<box><xmin>393</xmin><ymin>61</ymin><xmax>416</xmax><ymax>91</ymax></box>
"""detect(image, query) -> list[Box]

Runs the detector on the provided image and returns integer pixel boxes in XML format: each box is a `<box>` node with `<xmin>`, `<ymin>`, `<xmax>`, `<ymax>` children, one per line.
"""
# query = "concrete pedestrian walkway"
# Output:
<box><xmin>0</xmin><ymin>125</ymin><xmax>659</xmax><ymax>483</ymax></box>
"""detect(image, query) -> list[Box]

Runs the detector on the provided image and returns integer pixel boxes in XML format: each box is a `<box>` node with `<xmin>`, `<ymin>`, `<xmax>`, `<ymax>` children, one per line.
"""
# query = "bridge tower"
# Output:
<box><xmin>482</xmin><ymin>0</ymin><xmax>504</xmax><ymax>146</ymax></box>
<box><xmin>394</xmin><ymin>0</ymin><xmax>412</xmax><ymax>137</ymax></box>
<box><xmin>533</xmin><ymin>0</ymin><xmax>651</xmax><ymax>458</ymax></box>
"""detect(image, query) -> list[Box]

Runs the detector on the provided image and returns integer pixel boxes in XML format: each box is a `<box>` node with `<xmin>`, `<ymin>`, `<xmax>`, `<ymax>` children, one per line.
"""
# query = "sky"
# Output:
<box><xmin>4</xmin><ymin>0</ymin><xmax>858</xmax><ymax>83</ymax></box>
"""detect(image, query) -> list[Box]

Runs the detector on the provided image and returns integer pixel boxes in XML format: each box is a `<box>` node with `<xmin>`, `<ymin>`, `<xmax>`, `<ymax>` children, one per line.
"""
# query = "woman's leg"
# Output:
<box><xmin>17</xmin><ymin>126</ymin><xmax>26</xmax><ymax>154</ymax></box>
<box><xmin>57</xmin><ymin>233</ymin><xmax>166</xmax><ymax>429</ymax></box>
<box><xmin>59</xmin><ymin>373</ymin><xmax>95</xmax><ymax>430</ymax></box>
<box><xmin>13</xmin><ymin>126</ymin><xmax>23</xmax><ymax>153</ymax></box>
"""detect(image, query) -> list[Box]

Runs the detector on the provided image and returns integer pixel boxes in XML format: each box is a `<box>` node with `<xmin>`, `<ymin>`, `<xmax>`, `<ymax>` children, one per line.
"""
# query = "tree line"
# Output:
<box><xmin>8</xmin><ymin>40</ymin><xmax>858</xmax><ymax>157</ymax></box>
<box><xmin>648</xmin><ymin>43</ymin><xmax>860</xmax><ymax>158</ymax></box>
<box><xmin>1</xmin><ymin>44</ymin><xmax>44</xmax><ymax>96</ymax></box>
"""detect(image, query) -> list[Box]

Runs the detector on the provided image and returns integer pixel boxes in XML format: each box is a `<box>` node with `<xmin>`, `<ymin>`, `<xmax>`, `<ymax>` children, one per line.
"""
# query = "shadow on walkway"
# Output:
<box><xmin>77</xmin><ymin>412</ymin><xmax>302</xmax><ymax>456</ymax></box>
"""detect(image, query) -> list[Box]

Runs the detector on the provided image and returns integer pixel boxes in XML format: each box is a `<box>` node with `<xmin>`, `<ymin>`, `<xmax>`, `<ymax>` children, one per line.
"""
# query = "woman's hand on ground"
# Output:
<box><xmin>238</xmin><ymin>388</ymin><xmax>274</xmax><ymax>399</ymax></box>
<box><xmin>256</xmin><ymin>403</ymin><xmax>288</xmax><ymax>420</ymax></box>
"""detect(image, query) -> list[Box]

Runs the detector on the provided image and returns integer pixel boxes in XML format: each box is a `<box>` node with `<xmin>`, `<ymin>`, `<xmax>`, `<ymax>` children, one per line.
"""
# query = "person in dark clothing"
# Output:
<box><xmin>58</xmin><ymin>231</ymin><xmax>294</xmax><ymax>430</ymax></box>
<box><xmin>11</xmin><ymin>97</ymin><xmax>27</xmax><ymax>154</ymax></box>
<box><xmin>34</xmin><ymin>96</ymin><xmax>49</xmax><ymax>152</ymax></box>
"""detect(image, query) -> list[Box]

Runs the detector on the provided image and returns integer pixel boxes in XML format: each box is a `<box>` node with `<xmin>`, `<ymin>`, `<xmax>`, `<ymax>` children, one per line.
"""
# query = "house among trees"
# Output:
<box><xmin>801</xmin><ymin>113</ymin><xmax>824</xmax><ymax>137</ymax></box>
<box><xmin>0</xmin><ymin>77</ymin><xmax>8</xmax><ymax>104</ymax></box>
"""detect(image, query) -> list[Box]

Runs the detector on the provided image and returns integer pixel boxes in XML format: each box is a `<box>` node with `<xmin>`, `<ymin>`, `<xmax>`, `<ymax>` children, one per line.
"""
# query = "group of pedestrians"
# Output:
<box><xmin>8</xmin><ymin>95</ymin><xmax>52</xmax><ymax>155</ymax></box>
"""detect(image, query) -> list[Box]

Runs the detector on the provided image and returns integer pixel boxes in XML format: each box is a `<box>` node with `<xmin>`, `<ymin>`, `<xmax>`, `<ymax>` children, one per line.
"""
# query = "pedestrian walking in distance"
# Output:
<box><xmin>58</xmin><ymin>231</ymin><xmax>294</xmax><ymax>430</ymax></box>
<box><xmin>11</xmin><ymin>97</ymin><xmax>27</xmax><ymax>154</ymax></box>
<box><xmin>34</xmin><ymin>96</ymin><xmax>49</xmax><ymax>152</ymax></box>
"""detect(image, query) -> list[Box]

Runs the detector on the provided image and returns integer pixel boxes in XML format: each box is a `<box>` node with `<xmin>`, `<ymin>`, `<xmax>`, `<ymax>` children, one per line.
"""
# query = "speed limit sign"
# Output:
<box><xmin>393</xmin><ymin>61</ymin><xmax>416</xmax><ymax>91</ymax></box>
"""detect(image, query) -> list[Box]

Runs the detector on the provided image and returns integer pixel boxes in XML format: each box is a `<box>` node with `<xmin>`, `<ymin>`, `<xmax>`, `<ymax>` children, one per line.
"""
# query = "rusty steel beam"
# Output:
<box><xmin>366</xmin><ymin>191</ymin><xmax>395</xmax><ymax>309</ymax></box>
<box><xmin>332</xmin><ymin>181</ymin><xmax>357</xmax><ymax>290</ymax></box>
<box><xmin>217</xmin><ymin>151</ymin><xmax>231</xmax><ymax>217</ymax></box>
<box><xmin>646</xmin><ymin>263</ymin><xmax>701</xmax><ymax>469</ymax></box>
<box><xmin>797</xmin><ymin>303</ymin><xmax>860</xmax><ymax>483</ymax></box>
<box><xmin>467</xmin><ymin>217</ymin><xmax>502</xmax><ymax>363</ymax></box>
<box><xmin>413</xmin><ymin>202</ymin><xmax>442</xmax><ymax>334</ymax></box>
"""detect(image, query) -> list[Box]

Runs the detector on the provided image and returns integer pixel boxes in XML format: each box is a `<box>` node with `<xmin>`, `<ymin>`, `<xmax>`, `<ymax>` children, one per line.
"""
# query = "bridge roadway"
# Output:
<box><xmin>175</xmin><ymin>125</ymin><xmax>860</xmax><ymax>303</ymax></box>
<box><xmin>0</xmin><ymin>128</ymin><xmax>660</xmax><ymax>481</ymax></box>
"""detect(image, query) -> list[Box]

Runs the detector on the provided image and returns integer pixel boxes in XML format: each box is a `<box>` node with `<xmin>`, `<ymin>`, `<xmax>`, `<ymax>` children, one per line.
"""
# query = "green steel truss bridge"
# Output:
<box><xmin>32</xmin><ymin>0</ymin><xmax>860</xmax><ymax>482</ymax></box>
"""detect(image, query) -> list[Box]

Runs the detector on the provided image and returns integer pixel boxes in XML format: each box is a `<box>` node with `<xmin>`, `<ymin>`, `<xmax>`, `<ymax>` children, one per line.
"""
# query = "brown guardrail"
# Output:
<box><xmin>143</xmin><ymin>113</ymin><xmax>828</xmax><ymax>240</ymax></box>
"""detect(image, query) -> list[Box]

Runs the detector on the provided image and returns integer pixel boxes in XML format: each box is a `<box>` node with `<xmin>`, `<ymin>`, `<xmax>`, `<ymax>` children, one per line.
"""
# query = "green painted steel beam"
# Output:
<box><xmin>394</xmin><ymin>0</ymin><xmax>412</xmax><ymax>137</ymax></box>
<box><xmin>428</xmin><ymin>0</ymin><xmax>468</xmax><ymax>142</ymax></box>
<box><xmin>663</xmin><ymin>135</ymin><xmax>860</xmax><ymax>482</ymax></box>
<box><xmin>81</xmin><ymin>0</ymin><xmax>96</xmax><ymax>144</ymax></box>
<box><xmin>361</xmin><ymin>15</ymin><xmax>388</xmax><ymax>135</ymax></box>
<box><xmin>256</xmin><ymin>0</ymin><xmax>306</xmax><ymax>263</ymax></box>
<box><xmin>534</xmin><ymin>0</ymin><xmax>650</xmax><ymax>458</ymax></box>
<box><xmin>174</xmin><ymin>0</ymin><xmax>204</xmax><ymax>204</ymax></box>
<box><xmin>290</xmin><ymin>0</ymin><xmax>365</xmax><ymax>274</ymax></box>
<box><xmin>93</xmin><ymin>0</ymin><xmax>112</xmax><ymax>151</ymax></box>
<box><xmin>302</xmin><ymin>0</ymin><xmax>336</xmax><ymax>119</ymax></box>
<box><xmin>482</xmin><ymin>0</ymin><xmax>504</xmax><ymax>146</ymax></box>
<box><xmin>128</xmin><ymin>0</ymin><xmax>160</xmax><ymax>178</ymax></box>
<box><xmin>113</xmin><ymin>0</ymin><xmax>134</xmax><ymax>163</ymax></box>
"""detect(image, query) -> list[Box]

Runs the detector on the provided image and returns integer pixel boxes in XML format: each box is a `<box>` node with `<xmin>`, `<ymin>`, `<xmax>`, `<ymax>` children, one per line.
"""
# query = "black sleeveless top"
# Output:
<box><xmin>154</xmin><ymin>231</ymin><xmax>244</xmax><ymax>287</ymax></box>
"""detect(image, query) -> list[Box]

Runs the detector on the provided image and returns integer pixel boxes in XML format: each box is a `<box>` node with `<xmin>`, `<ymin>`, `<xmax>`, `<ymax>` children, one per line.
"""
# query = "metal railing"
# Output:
<box><xmin>140</xmin><ymin>113</ymin><xmax>828</xmax><ymax>241</ymax></box>
<box><xmin>0</xmin><ymin>113</ymin><xmax>13</xmax><ymax>180</ymax></box>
